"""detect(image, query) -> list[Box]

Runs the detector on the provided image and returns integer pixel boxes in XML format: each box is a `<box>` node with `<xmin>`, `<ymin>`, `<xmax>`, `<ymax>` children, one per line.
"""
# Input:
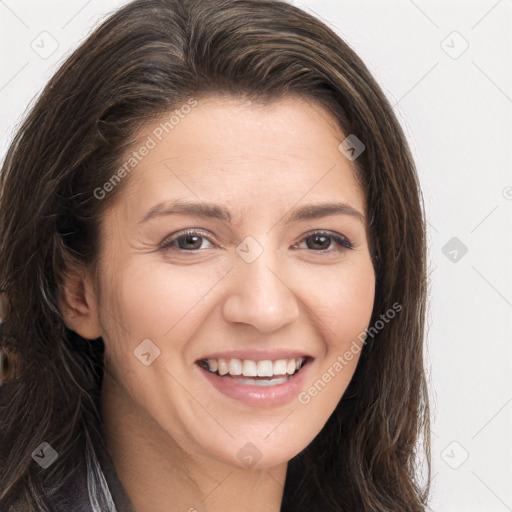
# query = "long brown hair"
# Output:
<box><xmin>0</xmin><ymin>0</ymin><xmax>430</xmax><ymax>510</ymax></box>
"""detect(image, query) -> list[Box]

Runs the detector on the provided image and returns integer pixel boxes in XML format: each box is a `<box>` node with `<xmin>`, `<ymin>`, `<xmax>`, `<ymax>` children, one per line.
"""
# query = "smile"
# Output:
<box><xmin>198</xmin><ymin>356</ymin><xmax>306</xmax><ymax>379</ymax></box>
<box><xmin>195</xmin><ymin>355</ymin><xmax>313</xmax><ymax>406</ymax></box>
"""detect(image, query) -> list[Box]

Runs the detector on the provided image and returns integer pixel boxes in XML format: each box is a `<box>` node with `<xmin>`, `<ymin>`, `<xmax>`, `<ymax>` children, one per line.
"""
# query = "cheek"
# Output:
<box><xmin>98</xmin><ymin>260</ymin><xmax>227</xmax><ymax>379</ymax></box>
<box><xmin>309</xmin><ymin>259</ymin><xmax>376</xmax><ymax>348</ymax></box>
<box><xmin>293</xmin><ymin>261</ymin><xmax>374</xmax><ymax>430</ymax></box>
<box><xmin>102</xmin><ymin>261</ymin><xmax>215</xmax><ymax>337</ymax></box>
<box><xmin>297</xmin><ymin>258</ymin><xmax>375</xmax><ymax>395</ymax></box>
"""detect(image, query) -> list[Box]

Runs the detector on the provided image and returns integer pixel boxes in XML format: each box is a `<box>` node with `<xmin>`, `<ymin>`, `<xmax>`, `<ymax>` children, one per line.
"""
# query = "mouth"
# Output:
<box><xmin>196</xmin><ymin>356</ymin><xmax>308</xmax><ymax>386</ymax></box>
<box><xmin>194</xmin><ymin>355</ymin><xmax>313</xmax><ymax>406</ymax></box>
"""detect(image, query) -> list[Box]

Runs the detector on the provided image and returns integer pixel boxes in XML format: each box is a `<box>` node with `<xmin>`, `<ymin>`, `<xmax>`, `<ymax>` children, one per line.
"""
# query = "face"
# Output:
<box><xmin>92</xmin><ymin>94</ymin><xmax>375</xmax><ymax>469</ymax></box>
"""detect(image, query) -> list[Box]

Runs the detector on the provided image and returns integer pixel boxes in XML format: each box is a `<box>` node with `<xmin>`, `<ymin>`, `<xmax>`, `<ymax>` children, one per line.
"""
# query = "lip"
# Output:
<box><xmin>195</xmin><ymin>356</ymin><xmax>313</xmax><ymax>407</ymax></box>
<box><xmin>195</xmin><ymin>349</ymin><xmax>312</xmax><ymax>362</ymax></box>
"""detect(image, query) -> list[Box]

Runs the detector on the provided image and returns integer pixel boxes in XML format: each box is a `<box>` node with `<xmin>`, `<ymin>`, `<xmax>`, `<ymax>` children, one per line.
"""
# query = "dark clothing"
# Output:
<box><xmin>46</xmin><ymin>441</ymin><xmax>137</xmax><ymax>512</ymax></box>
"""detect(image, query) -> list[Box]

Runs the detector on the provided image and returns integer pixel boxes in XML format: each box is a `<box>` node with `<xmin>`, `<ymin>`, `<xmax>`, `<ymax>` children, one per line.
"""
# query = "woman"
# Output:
<box><xmin>0</xmin><ymin>0</ymin><xmax>430</xmax><ymax>510</ymax></box>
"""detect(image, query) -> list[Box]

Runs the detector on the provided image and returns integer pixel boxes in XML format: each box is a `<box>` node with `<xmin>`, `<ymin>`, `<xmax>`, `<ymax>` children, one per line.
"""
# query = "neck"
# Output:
<box><xmin>100</xmin><ymin>371</ymin><xmax>287</xmax><ymax>512</ymax></box>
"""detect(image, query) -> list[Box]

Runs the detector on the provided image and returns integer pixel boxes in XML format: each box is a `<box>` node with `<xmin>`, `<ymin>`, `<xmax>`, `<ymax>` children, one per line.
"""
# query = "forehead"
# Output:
<box><xmin>116</xmin><ymin>94</ymin><xmax>366</xmax><ymax>223</ymax></box>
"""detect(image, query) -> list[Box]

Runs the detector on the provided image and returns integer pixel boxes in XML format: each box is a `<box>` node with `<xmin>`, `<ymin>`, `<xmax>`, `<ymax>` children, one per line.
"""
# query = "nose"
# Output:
<box><xmin>221</xmin><ymin>246</ymin><xmax>300</xmax><ymax>334</ymax></box>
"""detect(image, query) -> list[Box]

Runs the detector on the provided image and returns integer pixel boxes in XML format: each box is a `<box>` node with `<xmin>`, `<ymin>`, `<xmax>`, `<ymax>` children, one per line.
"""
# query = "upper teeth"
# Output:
<box><xmin>201</xmin><ymin>357</ymin><xmax>306</xmax><ymax>377</ymax></box>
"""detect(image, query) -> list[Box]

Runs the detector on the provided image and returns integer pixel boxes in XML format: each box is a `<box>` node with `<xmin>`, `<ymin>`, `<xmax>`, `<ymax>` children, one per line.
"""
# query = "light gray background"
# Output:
<box><xmin>1</xmin><ymin>1</ymin><xmax>511</xmax><ymax>511</ymax></box>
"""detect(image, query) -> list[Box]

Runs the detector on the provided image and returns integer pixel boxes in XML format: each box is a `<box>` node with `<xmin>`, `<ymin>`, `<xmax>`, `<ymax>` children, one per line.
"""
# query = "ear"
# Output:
<box><xmin>59</xmin><ymin>268</ymin><xmax>103</xmax><ymax>340</ymax></box>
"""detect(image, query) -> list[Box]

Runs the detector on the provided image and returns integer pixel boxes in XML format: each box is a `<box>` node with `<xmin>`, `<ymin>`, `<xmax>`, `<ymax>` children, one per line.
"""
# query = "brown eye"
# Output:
<box><xmin>306</xmin><ymin>233</ymin><xmax>331</xmax><ymax>250</ymax></box>
<box><xmin>298</xmin><ymin>231</ymin><xmax>354</xmax><ymax>252</ymax></box>
<box><xmin>161</xmin><ymin>230</ymin><xmax>215</xmax><ymax>251</ymax></box>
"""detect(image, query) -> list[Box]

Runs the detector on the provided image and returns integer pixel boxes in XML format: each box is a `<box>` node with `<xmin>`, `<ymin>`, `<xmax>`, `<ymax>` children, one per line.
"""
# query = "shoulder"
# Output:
<box><xmin>45</xmin><ymin>464</ymin><xmax>93</xmax><ymax>512</ymax></box>
<box><xmin>46</xmin><ymin>438</ymin><xmax>137</xmax><ymax>512</ymax></box>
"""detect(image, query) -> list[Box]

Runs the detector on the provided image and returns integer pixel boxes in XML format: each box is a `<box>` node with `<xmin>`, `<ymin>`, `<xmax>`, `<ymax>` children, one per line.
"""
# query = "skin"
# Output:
<box><xmin>61</xmin><ymin>94</ymin><xmax>376</xmax><ymax>512</ymax></box>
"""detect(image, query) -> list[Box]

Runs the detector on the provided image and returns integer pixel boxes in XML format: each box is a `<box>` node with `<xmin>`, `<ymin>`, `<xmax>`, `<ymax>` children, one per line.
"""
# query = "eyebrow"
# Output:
<box><xmin>139</xmin><ymin>199</ymin><xmax>365</xmax><ymax>225</ymax></box>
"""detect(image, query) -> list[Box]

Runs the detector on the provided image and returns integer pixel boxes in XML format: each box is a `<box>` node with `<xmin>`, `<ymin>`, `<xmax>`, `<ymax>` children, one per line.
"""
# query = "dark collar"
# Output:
<box><xmin>46</xmin><ymin>439</ymin><xmax>138</xmax><ymax>512</ymax></box>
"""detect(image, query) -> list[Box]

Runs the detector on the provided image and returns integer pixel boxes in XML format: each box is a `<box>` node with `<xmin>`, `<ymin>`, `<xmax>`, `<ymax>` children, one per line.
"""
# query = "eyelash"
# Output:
<box><xmin>160</xmin><ymin>229</ymin><xmax>354</xmax><ymax>253</ymax></box>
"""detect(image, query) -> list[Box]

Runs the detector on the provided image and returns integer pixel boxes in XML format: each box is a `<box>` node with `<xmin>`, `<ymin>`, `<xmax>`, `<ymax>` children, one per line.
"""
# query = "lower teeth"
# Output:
<box><xmin>234</xmin><ymin>376</ymin><xmax>292</xmax><ymax>386</ymax></box>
